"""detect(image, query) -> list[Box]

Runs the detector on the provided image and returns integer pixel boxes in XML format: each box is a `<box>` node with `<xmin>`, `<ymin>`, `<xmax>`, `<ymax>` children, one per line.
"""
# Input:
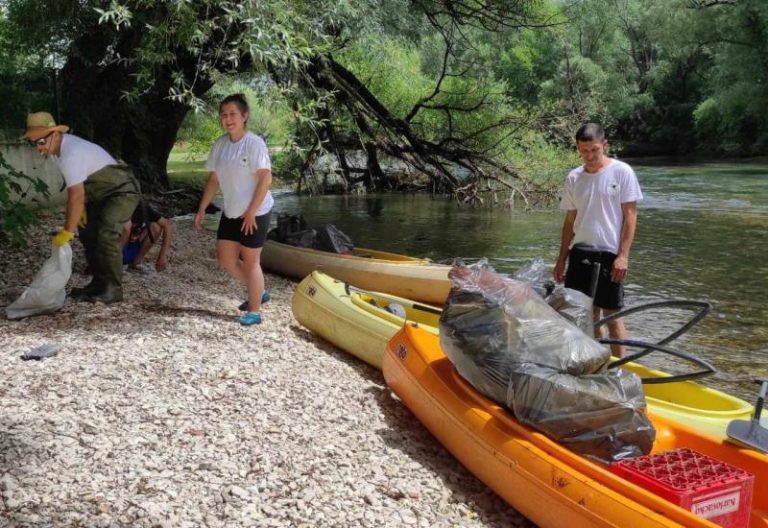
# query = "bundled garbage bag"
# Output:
<box><xmin>514</xmin><ymin>258</ymin><xmax>593</xmax><ymax>335</ymax></box>
<box><xmin>440</xmin><ymin>259</ymin><xmax>610</xmax><ymax>403</ymax></box>
<box><xmin>510</xmin><ymin>364</ymin><xmax>655</xmax><ymax>461</ymax></box>
<box><xmin>546</xmin><ymin>286</ymin><xmax>594</xmax><ymax>335</ymax></box>
<box><xmin>284</xmin><ymin>229</ymin><xmax>316</xmax><ymax>248</ymax></box>
<box><xmin>513</xmin><ymin>257</ymin><xmax>555</xmax><ymax>297</ymax></box>
<box><xmin>440</xmin><ymin>259</ymin><xmax>654</xmax><ymax>462</ymax></box>
<box><xmin>6</xmin><ymin>243</ymin><xmax>72</xmax><ymax>320</ymax></box>
<box><xmin>313</xmin><ymin>224</ymin><xmax>354</xmax><ymax>254</ymax></box>
<box><xmin>268</xmin><ymin>213</ymin><xmax>307</xmax><ymax>241</ymax></box>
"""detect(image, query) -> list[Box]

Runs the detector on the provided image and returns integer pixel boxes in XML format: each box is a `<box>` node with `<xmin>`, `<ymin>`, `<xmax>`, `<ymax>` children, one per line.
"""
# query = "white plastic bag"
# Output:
<box><xmin>6</xmin><ymin>243</ymin><xmax>72</xmax><ymax>320</ymax></box>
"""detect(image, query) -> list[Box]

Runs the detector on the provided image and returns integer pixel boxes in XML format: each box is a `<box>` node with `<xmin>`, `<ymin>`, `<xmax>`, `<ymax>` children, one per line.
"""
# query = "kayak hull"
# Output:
<box><xmin>292</xmin><ymin>271</ymin><xmax>440</xmax><ymax>369</ymax></box>
<box><xmin>383</xmin><ymin>325</ymin><xmax>768</xmax><ymax>528</ymax></box>
<box><xmin>619</xmin><ymin>362</ymin><xmax>759</xmax><ymax>437</ymax></box>
<box><xmin>263</xmin><ymin>240</ymin><xmax>451</xmax><ymax>305</ymax></box>
<box><xmin>293</xmin><ymin>272</ymin><xmax>756</xmax><ymax>438</ymax></box>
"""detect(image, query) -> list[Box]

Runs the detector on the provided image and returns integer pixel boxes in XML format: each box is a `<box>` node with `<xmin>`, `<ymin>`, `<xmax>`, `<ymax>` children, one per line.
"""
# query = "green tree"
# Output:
<box><xmin>3</xmin><ymin>0</ymin><xmax>345</xmax><ymax>187</ymax></box>
<box><xmin>3</xmin><ymin>0</ymin><xmax>558</xmax><ymax>202</ymax></box>
<box><xmin>542</xmin><ymin>0</ymin><xmax>713</xmax><ymax>154</ymax></box>
<box><xmin>691</xmin><ymin>0</ymin><xmax>768</xmax><ymax>154</ymax></box>
<box><xmin>294</xmin><ymin>0</ymin><xmax>563</xmax><ymax>200</ymax></box>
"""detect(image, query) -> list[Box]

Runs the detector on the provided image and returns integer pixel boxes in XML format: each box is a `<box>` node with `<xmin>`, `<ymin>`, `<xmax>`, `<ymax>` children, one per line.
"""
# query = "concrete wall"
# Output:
<box><xmin>1</xmin><ymin>131</ymin><xmax>66</xmax><ymax>206</ymax></box>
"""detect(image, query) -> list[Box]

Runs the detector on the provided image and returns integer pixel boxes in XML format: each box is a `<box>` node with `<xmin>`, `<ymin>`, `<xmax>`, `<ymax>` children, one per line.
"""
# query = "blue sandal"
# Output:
<box><xmin>238</xmin><ymin>291</ymin><xmax>271</xmax><ymax>312</ymax></box>
<box><xmin>239</xmin><ymin>312</ymin><xmax>263</xmax><ymax>326</ymax></box>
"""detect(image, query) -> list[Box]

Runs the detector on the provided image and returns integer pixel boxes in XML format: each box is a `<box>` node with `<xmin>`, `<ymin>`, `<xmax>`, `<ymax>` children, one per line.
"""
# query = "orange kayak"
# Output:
<box><xmin>383</xmin><ymin>324</ymin><xmax>768</xmax><ymax>528</ymax></box>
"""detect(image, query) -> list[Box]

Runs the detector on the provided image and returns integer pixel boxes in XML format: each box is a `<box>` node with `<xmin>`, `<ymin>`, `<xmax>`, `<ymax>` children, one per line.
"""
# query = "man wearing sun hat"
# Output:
<box><xmin>23</xmin><ymin>111</ymin><xmax>141</xmax><ymax>304</ymax></box>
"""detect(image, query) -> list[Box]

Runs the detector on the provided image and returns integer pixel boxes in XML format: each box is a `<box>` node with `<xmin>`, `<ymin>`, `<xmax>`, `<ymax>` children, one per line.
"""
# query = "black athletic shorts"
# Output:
<box><xmin>564</xmin><ymin>245</ymin><xmax>625</xmax><ymax>310</ymax></box>
<box><xmin>217</xmin><ymin>211</ymin><xmax>272</xmax><ymax>249</ymax></box>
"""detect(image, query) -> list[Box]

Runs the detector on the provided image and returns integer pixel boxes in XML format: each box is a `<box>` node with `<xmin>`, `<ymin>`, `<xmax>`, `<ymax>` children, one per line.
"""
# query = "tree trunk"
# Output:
<box><xmin>321</xmin><ymin>117</ymin><xmax>350</xmax><ymax>191</ymax></box>
<box><xmin>59</xmin><ymin>27</ymin><xmax>209</xmax><ymax>191</ymax></box>
<box><xmin>364</xmin><ymin>142</ymin><xmax>386</xmax><ymax>191</ymax></box>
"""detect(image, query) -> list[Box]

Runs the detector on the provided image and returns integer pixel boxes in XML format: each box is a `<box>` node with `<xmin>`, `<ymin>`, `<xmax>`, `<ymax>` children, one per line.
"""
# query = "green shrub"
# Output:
<box><xmin>0</xmin><ymin>150</ymin><xmax>50</xmax><ymax>247</ymax></box>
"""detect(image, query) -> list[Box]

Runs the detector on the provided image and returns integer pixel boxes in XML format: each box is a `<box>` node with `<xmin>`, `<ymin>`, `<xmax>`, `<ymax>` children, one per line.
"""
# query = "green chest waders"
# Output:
<box><xmin>77</xmin><ymin>165</ymin><xmax>141</xmax><ymax>301</ymax></box>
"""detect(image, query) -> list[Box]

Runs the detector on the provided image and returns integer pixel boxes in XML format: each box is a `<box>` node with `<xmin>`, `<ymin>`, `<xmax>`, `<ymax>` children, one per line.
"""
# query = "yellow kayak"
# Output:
<box><xmin>383</xmin><ymin>324</ymin><xmax>768</xmax><ymax>528</ymax></box>
<box><xmin>263</xmin><ymin>240</ymin><xmax>451</xmax><ymax>305</ymax></box>
<box><xmin>620</xmin><ymin>362</ymin><xmax>759</xmax><ymax>438</ymax></box>
<box><xmin>292</xmin><ymin>271</ymin><xmax>440</xmax><ymax>368</ymax></box>
<box><xmin>292</xmin><ymin>271</ymin><xmax>757</xmax><ymax>437</ymax></box>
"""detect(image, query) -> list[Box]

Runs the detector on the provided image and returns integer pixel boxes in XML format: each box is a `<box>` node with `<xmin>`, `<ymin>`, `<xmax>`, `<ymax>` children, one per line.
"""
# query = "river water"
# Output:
<box><xmin>272</xmin><ymin>160</ymin><xmax>768</xmax><ymax>402</ymax></box>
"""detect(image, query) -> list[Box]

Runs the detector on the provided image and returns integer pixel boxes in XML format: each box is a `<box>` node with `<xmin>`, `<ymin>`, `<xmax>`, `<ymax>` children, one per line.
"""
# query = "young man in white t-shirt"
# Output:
<box><xmin>553</xmin><ymin>123</ymin><xmax>643</xmax><ymax>357</ymax></box>
<box><xmin>23</xmin><ymin>112</ymin><xmax>141</xmax><ymax>304</ymax></box>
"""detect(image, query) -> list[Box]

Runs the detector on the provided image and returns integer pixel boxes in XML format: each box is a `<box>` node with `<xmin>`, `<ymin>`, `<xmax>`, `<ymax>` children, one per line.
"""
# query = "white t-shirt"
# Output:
<box><xmin>53</xmin><ymin>134</ymin><xmax>117</xmax><ymax>188</ymax></box>
<box><xmin>560</xmin><ymin>159</ymin><xmax>643</xmax><ymax>254</ymax></box>
<box><xmin>206</xmin><ymin>132</ymin><xmax>274</xmax><ymax>218</ymax></box>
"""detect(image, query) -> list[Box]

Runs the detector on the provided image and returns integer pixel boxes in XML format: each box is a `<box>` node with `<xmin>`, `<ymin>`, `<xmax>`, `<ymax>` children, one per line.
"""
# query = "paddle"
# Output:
<box><xmin>726</xmin><ymin>379</ymin><xmax>768</xmax><ymax>453</ymax></box>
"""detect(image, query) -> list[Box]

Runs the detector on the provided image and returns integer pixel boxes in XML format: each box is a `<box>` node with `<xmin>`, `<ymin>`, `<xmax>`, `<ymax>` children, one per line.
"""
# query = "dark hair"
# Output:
<box><xmin>575</xmin><ymin>123</ymin><xmax>606</xmax><ymax>142</ymax></box>
<box><xmin>219</xmin><ymin>93</ymin><xmax>250</xmax><ymax>123</ymax></box>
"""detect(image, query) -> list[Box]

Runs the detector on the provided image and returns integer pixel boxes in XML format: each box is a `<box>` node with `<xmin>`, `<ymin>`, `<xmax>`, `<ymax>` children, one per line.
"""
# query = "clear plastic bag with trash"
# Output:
<box><xmin>5</xmin><ymin>243</ymin><xmax>72</xmax><ymax>320</ymax></box>
<box><xmin>513</xmin><ymin>257</ymin><xmax>594</xmax><ymax>335</ymax></box>
<box><xmin>439</xmin><ymin>259</ymin><xmax>655</xmax><ymax>462</ymax></box>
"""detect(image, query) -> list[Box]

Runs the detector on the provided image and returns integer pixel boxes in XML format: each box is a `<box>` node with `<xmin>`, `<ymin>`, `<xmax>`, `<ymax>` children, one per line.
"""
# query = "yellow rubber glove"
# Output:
<box><xmin>78</xmin><ymin>209</ymin><xmax>87</xmax><ymax>228</ymax></box>
<box><xmin>52</xmin><ymin>229</ymin><xmax>75</xmax><ymax>247</ymax></box>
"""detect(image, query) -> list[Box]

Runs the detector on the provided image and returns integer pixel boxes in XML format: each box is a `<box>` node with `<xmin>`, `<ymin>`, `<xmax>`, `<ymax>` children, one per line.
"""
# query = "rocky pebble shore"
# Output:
<box><xmin>0</xmin><ymin>213</ymin><xmax>534</xmax><ymax>527</ymax></box>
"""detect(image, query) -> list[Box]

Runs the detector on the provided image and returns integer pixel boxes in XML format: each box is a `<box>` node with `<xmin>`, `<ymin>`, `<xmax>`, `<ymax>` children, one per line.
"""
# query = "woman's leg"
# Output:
<box><xmin>216</xmin><ymin>241</ymin><xmax>265</xmax><ymax>311</ymax></box>
<box><xmin>240</xmin><ymin>246</ymin><xmax>265</xmax><ymax>313</ymax></box>
<box><xmin>216</xmin><ymin>240</ymin><xmax>245</xmax><ymax>281</ymax></box>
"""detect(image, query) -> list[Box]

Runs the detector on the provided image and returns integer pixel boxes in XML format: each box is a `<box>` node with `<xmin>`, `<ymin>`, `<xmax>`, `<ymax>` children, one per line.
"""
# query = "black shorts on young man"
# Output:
<box><xmin>564</xmin><ymin>245</ymin><xmax>625</xmax><ymax>310</ymax></box>
<box><xmin>217</xmin><ymin>211</ymin><xmax>272</xmax><ymax>248</ymax></box>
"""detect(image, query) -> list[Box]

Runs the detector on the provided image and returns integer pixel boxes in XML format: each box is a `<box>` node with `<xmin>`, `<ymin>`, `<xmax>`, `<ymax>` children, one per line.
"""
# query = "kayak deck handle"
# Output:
<box><xmin>597</xmin><ymin>300</ymin><xmax>714</xmax><ymax>384</ymax></box>
<box><xmin>604</xmin><ymin>338</ymin><xmax>717</xmax><ymax>384</ymax></box>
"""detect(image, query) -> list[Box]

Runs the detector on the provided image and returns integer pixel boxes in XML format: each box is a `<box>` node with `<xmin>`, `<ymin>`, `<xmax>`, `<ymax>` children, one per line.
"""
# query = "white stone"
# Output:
<box><xmin>0</xmin><ymin>214</ymin><xmax>534</xmax><ymax>528</ymax></box>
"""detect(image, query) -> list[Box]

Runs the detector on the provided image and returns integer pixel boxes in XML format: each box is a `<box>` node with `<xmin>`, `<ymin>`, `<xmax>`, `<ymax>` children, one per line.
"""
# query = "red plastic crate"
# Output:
<box><xmin>611</xmin><ymin>448</ymin><xmax>754</xmax><ymax>528</ymax></box>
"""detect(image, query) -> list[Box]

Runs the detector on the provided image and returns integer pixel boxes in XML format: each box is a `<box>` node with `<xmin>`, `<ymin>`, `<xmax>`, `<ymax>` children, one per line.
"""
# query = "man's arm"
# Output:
<box><xmin>611</xmin><ymin>201</ymin><xmax>638</xmax><ymax>283</ymax></box>
<box><xmin>120</xmin><ymin>222</ymin><xmax>131</xmax><ymax>247</ymax></box>
<box><xmin>63</xmin><ymin>183</ymin><xmax>85</xmax><ymax>234</ymax></box>
<box><xmin>553</xmin><ymin>209</ymin><xmax>577</xmax><ymax>283</ymax></box>
<box><xmin>154</xmin><ymin>217</ymin><xmax>174</xmax><ymax>271</ymax></box>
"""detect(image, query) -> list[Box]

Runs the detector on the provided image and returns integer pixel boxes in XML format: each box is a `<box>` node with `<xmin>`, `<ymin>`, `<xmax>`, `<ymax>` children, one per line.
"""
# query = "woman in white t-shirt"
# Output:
<box><xmin>194</xmin><ymin>94</ymin><xmax>274</xmax><ymax>326</ymax></box>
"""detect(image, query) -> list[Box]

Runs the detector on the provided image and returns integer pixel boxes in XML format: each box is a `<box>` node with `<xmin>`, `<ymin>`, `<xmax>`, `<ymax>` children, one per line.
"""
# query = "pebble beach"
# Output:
<box><xmin>0</xmin><ymin>213</ymin><xmax>534</xmax><ymax>528</ymax></box>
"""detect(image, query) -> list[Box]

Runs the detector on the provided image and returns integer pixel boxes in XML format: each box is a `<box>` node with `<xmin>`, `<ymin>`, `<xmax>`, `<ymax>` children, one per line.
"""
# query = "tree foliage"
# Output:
<box><xmin>543</xmin><ymin>0</ymin><xmax>767</xmax><ymax>155</ymax></box>
<box><xmin>0</xmin><ymin>149</ymin><xmax>50</xmax><ymax>247</ymax></box>
<box><xmin>0</xmin><ymin>0</ymin><xmax>765</xmax><ymax>216</ymax></box>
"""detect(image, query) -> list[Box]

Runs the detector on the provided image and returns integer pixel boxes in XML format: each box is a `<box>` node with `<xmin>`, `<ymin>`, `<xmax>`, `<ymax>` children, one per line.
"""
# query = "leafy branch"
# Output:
<box><xmin>0</xmin><ymin>148</ymin><xmax>51</xmax><ymax>247</ymax></box>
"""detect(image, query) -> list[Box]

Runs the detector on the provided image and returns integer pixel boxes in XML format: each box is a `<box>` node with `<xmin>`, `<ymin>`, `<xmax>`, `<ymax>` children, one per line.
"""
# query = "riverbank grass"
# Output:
<box><xmin>167</xmin><ymin>145</ymin><xmax>208</xmax><ymax>187</ymax></box>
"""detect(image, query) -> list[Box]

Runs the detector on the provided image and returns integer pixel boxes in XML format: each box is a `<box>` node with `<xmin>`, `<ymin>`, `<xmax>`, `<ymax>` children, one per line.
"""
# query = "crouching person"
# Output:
<box><xmin>23</xmin><ymin>112</ymin><xmax>141</xmax><ymax>304</ymax></box>
<box><xmin>121</xmin><ymin>202</ymin><xmax>175</xmax><ymax>272</ymax></box>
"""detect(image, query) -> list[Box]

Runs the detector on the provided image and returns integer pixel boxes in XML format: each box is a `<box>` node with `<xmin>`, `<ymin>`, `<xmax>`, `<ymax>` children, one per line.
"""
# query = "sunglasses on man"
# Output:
<box><xmin>29</xmin><ymin>135</ymin><xmax>51</xmax><ymax>146</ymax></box>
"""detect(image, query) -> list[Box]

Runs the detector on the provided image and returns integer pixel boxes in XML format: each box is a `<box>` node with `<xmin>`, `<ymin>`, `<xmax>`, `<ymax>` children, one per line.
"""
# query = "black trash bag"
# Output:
<box><xmin>440</xmin><ymin>259</ymin><xmax>654</xmax><ymax>462</ymax></box>
<box><xmin>284</xmin><ymin>229</ymin><xmax>316</xmax><ymax>248</ymax></box>
<box><xmin>509</xmin><ymin>363</ymin><xmax>655</xmax><ymax>462</ymax></box>
<box><xmin>268</xmin><ymin>214</ymin><xmax>308</xmax><ymax>243</ymax></box>
<box><xmin>514</xmin><ymin>258</ymin><xmax>593</xmax><ymax>335</ymax></box>
<box><xmin>313</xmin><ymin>224</ymin><xmax>354</xmax><ymax>254</ymax></box>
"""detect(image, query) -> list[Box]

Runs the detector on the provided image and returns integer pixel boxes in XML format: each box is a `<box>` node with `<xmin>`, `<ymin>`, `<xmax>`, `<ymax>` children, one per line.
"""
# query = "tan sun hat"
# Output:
<box><xmin>22</xmin><ymin>112</ymin><xmax>70</xmax><ymax>141</ymax></box>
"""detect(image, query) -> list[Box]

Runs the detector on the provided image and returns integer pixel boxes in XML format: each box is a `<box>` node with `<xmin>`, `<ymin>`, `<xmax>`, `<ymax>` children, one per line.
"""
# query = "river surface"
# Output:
<box><xmin>272</xmin><ymin>160</ymin><xmax>768</xmax><ymax>402</ymax></box>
